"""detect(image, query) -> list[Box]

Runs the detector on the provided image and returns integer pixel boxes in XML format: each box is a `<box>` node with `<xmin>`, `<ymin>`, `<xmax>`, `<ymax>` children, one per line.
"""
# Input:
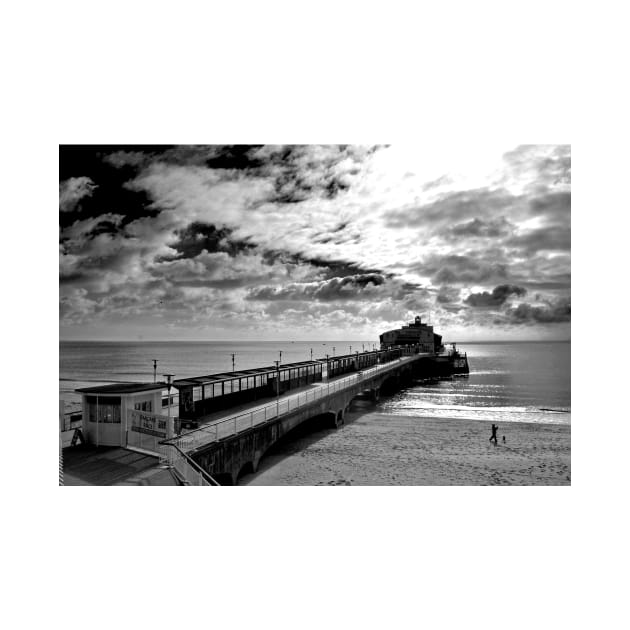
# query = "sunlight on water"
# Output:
<box><xmin>378</xmin><ymin>341</ymin><xmax>570</xmax><ymax>425</ymax></box>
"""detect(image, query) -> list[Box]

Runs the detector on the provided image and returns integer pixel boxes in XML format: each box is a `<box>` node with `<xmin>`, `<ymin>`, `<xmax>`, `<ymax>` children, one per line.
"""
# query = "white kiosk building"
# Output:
<box><xmin>75</xmin><ymin>382</ymin><xmax>176</xmax><ymax>453</ymax></box>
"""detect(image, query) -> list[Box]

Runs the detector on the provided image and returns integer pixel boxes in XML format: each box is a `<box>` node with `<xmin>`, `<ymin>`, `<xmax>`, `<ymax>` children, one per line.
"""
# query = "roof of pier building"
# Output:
<box><xmin>172</xmin><ymin>360</ymin><xmax>323</xmax><ymax>389</ymax></box>
<box><xmin>76</xmin><ymin>383</ymin><xmax>167</xmax><ymax>395</ymax></box>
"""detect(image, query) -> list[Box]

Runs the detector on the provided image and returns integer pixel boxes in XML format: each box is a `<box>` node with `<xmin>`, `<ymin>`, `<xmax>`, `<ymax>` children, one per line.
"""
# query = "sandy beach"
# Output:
<box><xmin>240</xmin><ymin>407</ymin><xmax>571</xmax><ymax>486</ymax></box>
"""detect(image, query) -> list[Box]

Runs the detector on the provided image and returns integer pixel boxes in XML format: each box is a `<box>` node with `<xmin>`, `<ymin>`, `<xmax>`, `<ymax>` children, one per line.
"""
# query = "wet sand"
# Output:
<box><xmin>240</xmin><ymin>408</ymin><xmax>571</xmax><ymax>486</ymax></box>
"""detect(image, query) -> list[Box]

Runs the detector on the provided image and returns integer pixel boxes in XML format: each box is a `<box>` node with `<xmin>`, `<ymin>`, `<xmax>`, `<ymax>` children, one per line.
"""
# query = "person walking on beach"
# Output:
<box><xmin>489</xmin><ymin>423</ymin><xmax>498</xmax><ymax>445</ymax></box>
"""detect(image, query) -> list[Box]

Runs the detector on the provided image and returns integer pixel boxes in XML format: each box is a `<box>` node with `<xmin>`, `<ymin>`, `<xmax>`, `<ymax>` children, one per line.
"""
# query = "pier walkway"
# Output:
<box><xmin>166</xmin><ymin>352</ymin><xmax>432</xmax><ymax>456</ymax></box>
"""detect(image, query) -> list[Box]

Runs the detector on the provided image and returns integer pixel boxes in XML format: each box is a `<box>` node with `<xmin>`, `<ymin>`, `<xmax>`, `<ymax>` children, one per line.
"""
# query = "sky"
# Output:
<box><xmin>59</xmin><ymin>144</ymin><xmax>570</xmax><ymax>342</ymax></box>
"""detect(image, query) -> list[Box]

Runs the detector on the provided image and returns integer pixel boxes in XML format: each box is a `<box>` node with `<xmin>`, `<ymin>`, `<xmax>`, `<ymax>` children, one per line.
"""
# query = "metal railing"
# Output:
<box><xmin>159</xmin><ymin>442</ymin><xmax>220</xmax><ymax>486</ymax></box>
<box><xmin>166</xmin><ymin>353</ymin><xmax>429</xmax><ymax>454</ymax></box>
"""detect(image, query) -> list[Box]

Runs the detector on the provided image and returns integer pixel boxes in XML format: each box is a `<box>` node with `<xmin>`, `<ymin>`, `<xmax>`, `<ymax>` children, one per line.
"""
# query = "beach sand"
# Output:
<box><xmin>240</xmin><ymin>408</ymin><xmax>571</xmax><ymax>486</ymax></box>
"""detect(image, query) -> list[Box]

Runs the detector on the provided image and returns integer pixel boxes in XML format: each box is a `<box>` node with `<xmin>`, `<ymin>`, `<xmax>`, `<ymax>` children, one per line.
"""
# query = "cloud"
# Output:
<box><xmin>59</xmin><ymin>144</ymin><xmax>571</xmax><ymax>339</ymax></box>
<box><xmin>385</xmin><ymin>188</ymin><xmax>523</xmax><ymax>230</ymax></box>
<box><xmin>436</xmin><ymin>286</ymin><xmax>461</xmax><ymax>304</ymax></box>
<box><xmin>59</xmin><ymin>177</ymin><xmax>97</xmax><ymax>213</ymax></box>
<box><xmin>161</xmin><ymin>221</ymin><xmax>255</xmax><ymax>260</ymax></box>
<box><xmin>507</xmin><ymin>225</ymin><xmax>571</xmax><ymax>254</ymax></box>
<box><xmin>504</xmin><ymin>298</ymin><xmax>571</xmax><ymax>323</ymax></box>
<box><xmin>103</xmin><ymin>150</ymin><xmax>150</xmax><ymax>169</ymax></box>
<box><xmin>465</xmin><ymin>284</ymin><xmax>527</xmax><ymax>307</ymax></box>
<box><xmin>448</xmin><ymin>216</ymin><xmax>513</xmax><ymax>238</ymax></box>
<box><xmin>247</xmin><ymin>273</ymin><xmax>391</xmax><ymax>302</ymax></box>
<box><xmin>414</xmin><ymin>253</ymin><xmax>509</xmax><ymax>286</ymax></box>
<box><xmin>502</xmin><ymin>145</ymin><xmax>571</xmax><ymax>189</ymax></box>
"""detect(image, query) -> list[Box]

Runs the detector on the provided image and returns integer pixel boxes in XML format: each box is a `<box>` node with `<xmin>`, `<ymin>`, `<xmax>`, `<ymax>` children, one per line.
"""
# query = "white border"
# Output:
<box><xmin>6</xmin><ymin>1</ymin><xmax>628</xmax><ymax>628</ymax></box>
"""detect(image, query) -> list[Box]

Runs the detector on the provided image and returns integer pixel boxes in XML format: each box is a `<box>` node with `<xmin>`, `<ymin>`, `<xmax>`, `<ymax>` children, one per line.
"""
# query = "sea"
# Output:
<box><xmin>60</xmin><ymin>339</ymin><xmax>570</xmax><ymax>424</ymax></box>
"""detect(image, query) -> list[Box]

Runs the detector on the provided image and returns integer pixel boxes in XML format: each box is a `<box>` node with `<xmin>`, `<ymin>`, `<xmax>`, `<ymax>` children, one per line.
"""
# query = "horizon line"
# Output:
<box><xmin>60</xmin><ymin>338</ymin><xmax>571</xmax><ymax>344</ymax></box>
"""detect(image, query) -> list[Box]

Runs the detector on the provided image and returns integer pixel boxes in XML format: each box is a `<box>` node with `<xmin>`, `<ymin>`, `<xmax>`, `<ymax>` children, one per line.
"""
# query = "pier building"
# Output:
<box><xmin>380</xmin><ymin>316</ymin><xmax>443</xmax><ymax>353</ymax></box>
<box><xmin>73</xmin><ymin>382</ymin><xmax>177</xmax><ymax>452</ymax></box>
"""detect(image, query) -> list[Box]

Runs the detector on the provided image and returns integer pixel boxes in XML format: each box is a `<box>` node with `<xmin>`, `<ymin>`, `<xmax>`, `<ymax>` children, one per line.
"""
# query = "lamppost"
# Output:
<box><xmin>349</xmin><ymin>345</ymin><xmax>352</xmax><ymax>354</ymax></box>
<box><xmin>326</xmin><ymin>354</ymin><xmax>329</xmax><ymax>380</ymax></box>
<box><xmin>231</xmin><ymin>353</ymin><xmax>235</xmax><ymax>372</ymax></box>
<box><xmin>279</xmin><ymin>350</ymin><xmax>282</xmax><ymax>364</ymax></box>
<box><xmin>152</xmin><ymin>359</ymin><xmax>158</xmax><ymax>383</ymax></box>
<box><xmin>332</xmin><ymin>346</ymin><xmax>336</xmax><ymax>357</ymax></box>
<box><xmin>274</xmin><ymin>360</ymin><xmax>280</xmax><ymax>416</ymax></box>
<box><xmin>310</xmin><ymin>348</ymin><xmax>313</xmax><ymax>361</ymax></box>
<box><xmin>164</xmin><ymin>373</ymin><xmax>175</xmax><ymax>433</ymax></box>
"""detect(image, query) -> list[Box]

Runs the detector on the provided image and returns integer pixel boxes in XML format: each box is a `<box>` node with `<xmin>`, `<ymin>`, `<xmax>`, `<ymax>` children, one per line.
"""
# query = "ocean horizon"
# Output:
<box><xmin>60</xmin><ymin>339</ymin><xmax>570</xmax><ymax>426</ymax></box>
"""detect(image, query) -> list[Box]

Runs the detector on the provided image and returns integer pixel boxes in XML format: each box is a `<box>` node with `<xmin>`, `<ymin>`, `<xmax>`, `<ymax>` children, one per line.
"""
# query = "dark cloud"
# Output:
<box><xmin>262</xmin><ymin>250</ymin><xmax>387</xmax><ymax>281</ymax></box>
<box><xmin>504</xmin><ymin>298</ymin><xmax>571</xmax><ymax>323</ymax></box>
<box><xmin>529</xmin><ymin>190</ymin><xmax>570</xmax><ymax>220</ymax></box>
<box><xmin>507</xmin><ymin>225</ymin><xmax>571</xmax><ymax>254</ymax></box>
<box><xmin>436</xmin><ymin>286</ymin><xmax>461</xmax><ymax>304</ymax></box>
<box><xmin>161</xmin><ymin>222</ymin><xmax>255</xmax><ymax>260</ymax></box>
<box><xmin>247</xmin><ymin>273</ymin><xmax>390</xmax><ymax>302</ymax></box>
<box><xmin>259</xmin><ymin>145</ymin><xmax>361</xmax><ymax>203</ymax></box>
<box><xmin>414</xmin><ymin>253</ymin><xmax>509</xmax><ymax>286</ymax></box>
<box><xmin>519</xmin><ymin>279</ymin><xmax>571</xmax><ymax>291</ymax></box>
<box><xmin>465</xmin><ymin>284</ymin><xmax>527</xmax><ymax>307</ymax></box>
<box><xmin>448</xmin><ymin>216</ymin><xmax>513</xmax><ymax>238</ymax></box>
<box><xmin>387</xmin><ymin>187</ymin><xmax>569</xmax><ymax>254</ymax></box>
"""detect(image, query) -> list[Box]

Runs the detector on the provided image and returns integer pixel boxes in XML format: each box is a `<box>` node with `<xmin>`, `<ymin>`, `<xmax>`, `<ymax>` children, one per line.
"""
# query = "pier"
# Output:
<box><xmin>161</xmin><ymin>350</ymin><xmax>451</xmax><ymax>485</ymax></box>
<box><xmin>63</xmin><ymin>320</ymin><xmax>469</xmax><ymax>486</ymax></box>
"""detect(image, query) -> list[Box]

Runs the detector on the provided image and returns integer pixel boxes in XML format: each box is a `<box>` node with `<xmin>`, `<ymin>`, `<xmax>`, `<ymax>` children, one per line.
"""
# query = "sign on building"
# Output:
<box><xmin>129</xmin><ymin>409</ymin><xmax>171</xmax><ymax>439</ymax></box>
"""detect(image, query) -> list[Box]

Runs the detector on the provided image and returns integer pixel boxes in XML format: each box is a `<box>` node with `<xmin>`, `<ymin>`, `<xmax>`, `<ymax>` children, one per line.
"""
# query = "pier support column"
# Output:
<box><xmin>335</xmin><ymin>409</ymin><xmax>345</xmax><ymax>428</ymax></box>
<box><xmin>370</xmin><ymin>388</ymin><xmax>380</xmax><ymax>402</ymax></box>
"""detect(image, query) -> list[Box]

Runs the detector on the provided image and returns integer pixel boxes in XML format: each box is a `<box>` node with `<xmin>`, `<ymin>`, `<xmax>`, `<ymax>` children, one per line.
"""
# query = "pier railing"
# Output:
<box><xmin>159</xmin><ymin>442</ymin><xmax>220</xmax><ymax>486</ymax></box>
<box><xmin>170</xmin><ymin>353</ymin><xmax>426</xmax><ymax>454</ymax></box>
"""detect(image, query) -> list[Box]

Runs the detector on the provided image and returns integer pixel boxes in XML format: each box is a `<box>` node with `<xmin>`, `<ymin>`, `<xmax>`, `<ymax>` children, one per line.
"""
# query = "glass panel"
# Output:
<box><xmin>98</xmin><ymin>402</ymin><xmax>121</xmax><ymax>423</ymax></box>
